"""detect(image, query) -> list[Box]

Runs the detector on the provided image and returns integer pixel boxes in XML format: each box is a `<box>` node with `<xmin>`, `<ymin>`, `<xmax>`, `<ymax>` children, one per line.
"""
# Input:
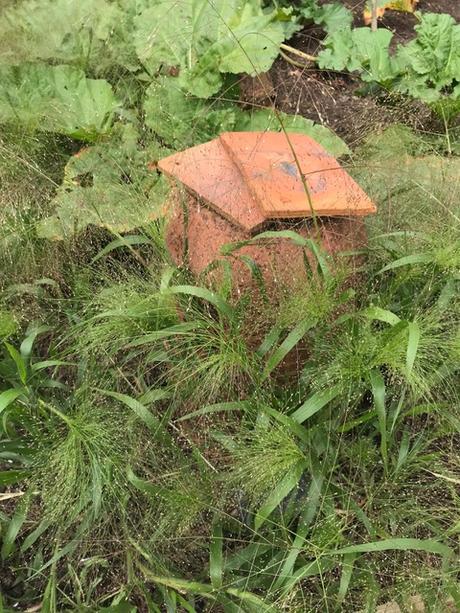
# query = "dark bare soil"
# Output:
<box><xmin>241</xmin><ymin>0</ymin><xmax>459</xmax><ymax>145</ymax></box>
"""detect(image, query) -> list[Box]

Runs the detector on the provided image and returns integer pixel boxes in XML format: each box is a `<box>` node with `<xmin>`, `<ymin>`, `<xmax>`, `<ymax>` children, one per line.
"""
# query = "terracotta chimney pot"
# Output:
<box><xmin>158</xmin><ymin>132</ymin><xmax>376</xmax><ymax>293</ymax></box>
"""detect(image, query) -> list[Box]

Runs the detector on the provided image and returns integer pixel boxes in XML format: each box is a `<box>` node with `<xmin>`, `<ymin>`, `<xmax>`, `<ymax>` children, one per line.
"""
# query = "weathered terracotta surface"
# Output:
<box><xmin>220</xmin><ymin>131</ymin><xmax>376</xmax><ymax>218</ymax></box>
<box><xmin>166</xmin><ymin>192</ymin><xmax>367</xmax><ymax>294</ymax></box>
<box><xmin>159</xmin><ymin>138</ymin><xmax>265</xmax><ymax>232</ymax></box>
<box><xmin>159</xmin><ymin>131</ymin><xmax>375</xmax><ymax>294</ymax></box>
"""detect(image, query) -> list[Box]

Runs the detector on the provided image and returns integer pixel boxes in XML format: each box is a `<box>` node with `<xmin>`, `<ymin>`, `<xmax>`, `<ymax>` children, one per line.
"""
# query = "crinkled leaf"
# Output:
<box><xmin>319</xmin><ymin>27</ymin><xmax>398</xmax><ymax>85</ymax></box>
<box><xmin>144</xmin><ymin>76</ymin><xmax>238</xmax><ymax>147</ymax></box>
<box><xmin>134</xmin><ymin>0</ymin><xmax>287</xmax><ymax>98</ymax></box>
<box><xmin>0</xmin><ymin>64</ymin><xmax>119</xmax><ymax>140</ymax></box>
<box><xmin>396</xmin><ymin>13</ymin><xmax>460</xmax><ymax>103</ymax></box>
<box><xmin>0</xmin><ymin>0</ymin><xmax>121</xmax><ymax>69</ymax></box>
<box><xmin>301</xmin><ymin>2</ymin><xmax>353</xmax><ymax>34</ymax></box>
<box><xmin>37</xmin><ymin>125</ymin><xmax>169</xmax><ymax>239</ymax></box>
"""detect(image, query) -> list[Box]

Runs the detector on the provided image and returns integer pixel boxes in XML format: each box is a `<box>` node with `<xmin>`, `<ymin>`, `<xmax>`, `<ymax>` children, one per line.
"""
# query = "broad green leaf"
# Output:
<box><xmin>0</xmin><ymin>64</ymin><xmax>119</xmax><ymax>141</ymax></box>
<box><xmin>301</xmin><ymin>2</ymin><xmax>353</xmax><ymax>34</ymax></box>
<box><xmin>0</xmin><ymin>0</ymin><xmax>122</xmax><ymax>69</ymax></box>
<box><xmin>254</xmin><ymin>459</ymin><xmax>306</xmax><ymax>530</ymax></box>
<box><xmin>4</xmin><ymin>343</ymin><xmax>27</xmax><ymax>384</ymax></box>
<box><xmin>20</xmin><ymin>324</ymin><xmax>52</xmax><ymax>359</ymax></box>
<box><xmin>318</xmin><ymin>27</ymin><xmax>398</xmax><ymax>85</ymax></box>
<box><xmin>143</xmin><ymin>77</ymin><xmax>347</xmax><ymax>157</ymax></box>
<box><xmin>134</xmin><ymin>0</ymin><xmax>286</xmax><ymax>98</ymax></box>
<box><xmin>143</xmin><ymin>76</ymin><xmax>239</xmax><ymax>147</ymax></box>
<box><xmin>396</xmin><ymin>13</ymin><xmax>460</xmax><ymax>103</ymax></box>
<box><xmin>37</xmin><ymin>125</ymin><xmax>169</xmax><ymax>239</ymax></box>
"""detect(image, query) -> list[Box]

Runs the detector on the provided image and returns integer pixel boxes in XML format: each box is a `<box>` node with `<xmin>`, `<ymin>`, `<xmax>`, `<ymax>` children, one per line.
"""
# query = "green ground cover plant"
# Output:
<box><xmin>0</xmin><ymin>0</ymin><xmax>459</xmax><ymax>611</ymax></box>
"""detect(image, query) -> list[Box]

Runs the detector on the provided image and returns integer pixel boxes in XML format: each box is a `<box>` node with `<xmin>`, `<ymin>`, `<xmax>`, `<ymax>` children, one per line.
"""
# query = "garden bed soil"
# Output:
<box><xmin>241</xmin><ymin>0</ymin><xmax>459</xmax><ymax>145</ymax></box>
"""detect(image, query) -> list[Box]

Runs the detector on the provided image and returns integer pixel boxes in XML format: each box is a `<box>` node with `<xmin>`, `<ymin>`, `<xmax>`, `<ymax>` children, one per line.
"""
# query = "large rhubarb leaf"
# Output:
<box><xmin>134</xmin><ymin>0</ymin><xmax>289</xmax><ymax>98</ymax></box>
<box><xmin>396</xmin><ymin>13</ymin><xmax>460</xmax><ymax>103</ymax></box>
<box><xmin>143</xmin><ymin>76</ymin><xmax>240</xmax><ymax>147</ymax></box>
<box><xmin>300</xmin><ymin>2</ymin><xmax>353</xmax><ymax>34</ymax></box>
<box><xmin>318</xmin><ymin>27</ymin><xmax>399</xmax><ymax>85</ymax></box>
<box><xmin>37</xmin><ymin>125</ymin><xmax>169</xmax><ymax>239</ymax></box>
<box><xmin>0</xmin><ymin>64</ymin><xmax>119</xmax><ymax>140</ymax></box>
<box><xmin>0</xmin><ymin>0</ymin><xmax>121</xmax><ymax>69</ymax></box>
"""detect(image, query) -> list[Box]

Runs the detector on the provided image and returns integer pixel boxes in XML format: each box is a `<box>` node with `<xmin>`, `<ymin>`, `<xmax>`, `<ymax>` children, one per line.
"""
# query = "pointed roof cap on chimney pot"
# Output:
<box><xmin>158</xmin><ymin>131</ymin><xmax>376</xmax><ymax>233</ymax></box>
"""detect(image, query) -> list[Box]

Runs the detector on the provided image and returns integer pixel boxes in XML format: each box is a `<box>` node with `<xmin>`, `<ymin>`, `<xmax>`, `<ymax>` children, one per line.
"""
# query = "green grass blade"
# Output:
<box><xmin>378</xmin><ymin>253</ymin><xmax>433</xmax><ymax>274</ymax></box>
<box><xmin>4</xmin><ymin>343</ymin><xmax>27</xmax><ymax>384</ymax></box>
<box><xmin>337</xmin><ymin>553</ymin><xmax>357</xmax><ymax>606</ymax></box>
<box><xmin>97</xmin><ymin>389</ymin><xmax>166</xmax><ymax>435</ymax></box>
<box><xmin>363</xmin><ymin>306</ymin><xmax>401</xmax><ymax>326</ymax></box>
<box><xmin>335</xmin><ymin>537</ymin><xmax>451</xmax><ymax>557</ymax></box>
<box><xmin>291</xmin><ymin>385</ymin><xmax>341</xmax><ymax>424</ymax></box>
<box><xmin>370</xmin><ymin>369</ymin><xmax>387</xmax><ymax>469</ymax></box>
<box><xmin>168</xmin><ymin>285</ymin><xmax>234</xmax><ymax>320</ymax></box>
<box><xmin>127</xmin><ymin>467</ymin><xmax>164</xmax><ymax>497</ymax></box>
<box><xmin>20</xmin><ymin>518</ymin><xmax>52</xmax><ymax>552</ymax></box>
<box><xmin>31</xmin><ymin>360</ymin><xmax>74</xmax><ymax>372</ymax></box>
<box><xmin>406</xmin><ymin>320</ymin><xmax>420</xmax><ymax>376</ymax></box>
<box><xmin>274</xmin><ymin>470</ymin><xmax>324</xmax><ymax>590</ymax></box>
<box><xmin>1</xmin><ymin>493</ymin><xmax>30</xmax><ymax>559</ymax></box>
<box><xmin>209</xmin><ymin>521</ymin><xmax>223</xmax><ymax>589</ymax></box>
<box><xmin>0</xmin><ymin>470</ymin><xmax>29</xmax><ymax>486</ymax></box>
<box><xmin>0</xmin><ymin>388</ymin><xmax>25</xmax><ymax>414</ymax></box>
<box><xmin>91</xmin><ymin>234</ymin><xmax>151</xmax><ymax>263</ymax></box>
<box><xmin>280</xmin><ymin>558</ymin><xmax>337</xmax><ymax>596</ymax></box>
<box><xmin>256</xmin><ymin>324</ymin><xmax>282</xmax><ymax>358</ymax></box>
<box><xmin>175</xmin><ymin>401</ymin><xmax>250</xmax><ymax>423</ymax></box>
<box><xmin>126</xmin><ymin>322</ymin><xmax>205</xmax><ymax>348</ymax></box>
<box><xmin>137</xmin><ymin>565</ymin><xmax>215</xmax><ymax>596</ymax></box>
<box><xmin>19</xmin><ymin>325</ymin><xmax>52</xmax><ymax>359</ymax></box>
<box><xmin>260</xmin><ymin>405</ymin><xmax>311</xmax><ymax>445</ymax></box>
<box><xmin>262</xmin><ymin>318</ymin><xmax>316</xmax><ymax>380</ymax></box>
<box><xmin>254</xmin><ymin>460</ymin><xmax>306</xmax><ymax>531</ymax></box>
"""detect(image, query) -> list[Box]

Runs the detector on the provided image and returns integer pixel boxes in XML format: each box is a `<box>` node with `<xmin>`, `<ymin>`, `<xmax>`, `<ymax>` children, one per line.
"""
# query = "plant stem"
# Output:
<box><xmin>279</xmin><ymin>43</ymin><xmax>317</xmax><ymax>64</ymax></box>
<box><xmin>370</xmin><ymin>0</ymin><xmax>378</xmax><ymax>32</ymax></box>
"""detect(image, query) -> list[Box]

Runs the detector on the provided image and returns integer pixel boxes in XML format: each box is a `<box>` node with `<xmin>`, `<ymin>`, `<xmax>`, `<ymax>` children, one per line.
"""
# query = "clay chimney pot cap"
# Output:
<box><xmin>158</xmin><ymin>131</ymin><xmax>376</xmax><ymax>233</ymax></box>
